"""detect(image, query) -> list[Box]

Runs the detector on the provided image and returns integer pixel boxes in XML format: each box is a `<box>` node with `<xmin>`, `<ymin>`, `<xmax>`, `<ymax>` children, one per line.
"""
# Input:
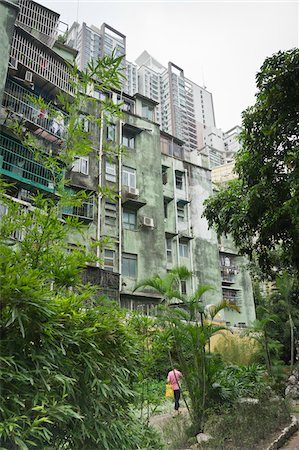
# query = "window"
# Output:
<box><xmin>164</xmin><ymin>200</ymin><xmax>168</xmax><ymax>218</ymax></box>
<box><xmin>72</xmin><ymin>156</ymin><xmax>89</xmax><ymax>175</ymax></box>
<box><xmin>104</xmin><ymin>201</ymin><xmax>117</xmax><ymax>226</ymax></box>
<box><xmin>104</xmin><ymin>249</ymin><xmax>115</xmax><ymax>272</ymax></box>
<box><xmin>122</xmin><ymin>253</ymin><xmax>137</xmax><ymax>278</ymax></box>
<box><xmin>177</xmin><ymin>204</ymin><xmax>185</xmax><ymax>222</ymax></box>
<box><xmin>79</xmin><ymin>115</ymin><xmax>89</xmax><ymax>132</ymax></box>
<box><xmin>179</xmin><ymin>241</ymin><xmax>189</xmax><ymax>258</ymax></box>
<box><xmin>123</xmin><ymin>209</ymin><xmax>136</xmax><ymax>230</ymax></box>
<box><xmin>175</xmin><ymin>171</ymin><xmax>184</xmax><ymax>190</ymax></box>
<box><xmin>0</xmin><ymin>203</ymin><xmax>8</xmax><ymax>219</ymax></box>
<box><xmin>166</xmin><ymin>238</ymin><xmax>172</xmax><ymax>262</ymax></box>
<box><xmin>162</xmin><ymin>166</ymin><xmax>168</xmax><ymax>185</ymax></box>
<box><xmin>106</xmin><ymin>124</ymin><xmax>116</xmax><ymax>142</ymax></box>
<box><xmin>181</xmin><ymin>280</ymin><xmax>187</xmax><ymax>295</ymax></box>
<box><xmin>122</xmin><ymin>130</ymin><xmax>135</xmax><ymax>148</ymax></box>
<box><xmin>142</xmin><ymin>104</ymin><xmax>154</xmax><ymax>121</ymax></box>
<box><xmin>122</xmin><ymin>166</ymin><xmax>136</xmax><ymax>188</ymax></box>
<box><xmin>105</xmin><ymin>162</ymin><xmax>116</xmax><ymax>182</ymax></box>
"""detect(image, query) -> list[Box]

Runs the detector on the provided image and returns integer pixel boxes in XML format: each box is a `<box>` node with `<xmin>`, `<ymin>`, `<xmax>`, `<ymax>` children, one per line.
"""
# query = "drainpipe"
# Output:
<box><xmin>185</xmin><ymin>167</ymin><xmax>194</xmax><ymax>294</ymax></box>
<box><xmin>96</xmin><ymin>110</ymin><xmax>104</xmax><ymax>264</ymax></box>
<box><xmin>118</xmin><ymin>118</ymin><xmax>122</xmax><ymax>307</ymax></box>
<box><xmin>172</xmin><ymin>139</ymin><xmax>180</xmax><ymax>267</ymax></box>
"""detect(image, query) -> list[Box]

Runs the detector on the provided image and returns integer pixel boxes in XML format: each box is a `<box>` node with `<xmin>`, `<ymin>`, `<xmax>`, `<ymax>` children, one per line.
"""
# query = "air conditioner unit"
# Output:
<box><xmin>9</xmin><ymin>57</ymin><xmax>18</xmax><ymax>70</ymax></box>
<box><xmin>127</xmin><ymin>187</ymin><xmax>139</xmax><ymax>198</ymax></box>
<box><xmin>143</xmin><ymin>216</ymin><xmax>154</xmax><ymax>228</ymax></box>
<box><xmin>25</xmin><ymin>71</ymin><xmax>33</xmax><ymax>83</ymax></box>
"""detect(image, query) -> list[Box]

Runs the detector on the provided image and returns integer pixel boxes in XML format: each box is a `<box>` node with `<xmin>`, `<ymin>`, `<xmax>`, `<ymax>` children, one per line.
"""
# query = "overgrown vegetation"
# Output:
<box><xmin>203</xmin><ymin>48</ymin><xmax>299</xmax><ymax>276</ymax></box>
<box><xmin>0</xmin><ymin>53</ymin><xmax>163</xmax><ymax>449</ymax></box>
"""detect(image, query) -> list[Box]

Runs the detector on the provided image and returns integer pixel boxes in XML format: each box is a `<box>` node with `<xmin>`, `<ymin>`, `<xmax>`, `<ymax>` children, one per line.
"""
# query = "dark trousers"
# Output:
<box><xmin>174</xmin><ymin>389</ymin><xmax>180</xmax><ymax>410</ymax></box>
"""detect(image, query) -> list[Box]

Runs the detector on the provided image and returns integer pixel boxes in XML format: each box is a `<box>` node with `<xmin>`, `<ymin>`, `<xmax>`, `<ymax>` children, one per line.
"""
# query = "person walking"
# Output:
<box><xmin>167</xmin><ymin>368</ymin><xmax>183</xmax><ymax>415</ymax></box>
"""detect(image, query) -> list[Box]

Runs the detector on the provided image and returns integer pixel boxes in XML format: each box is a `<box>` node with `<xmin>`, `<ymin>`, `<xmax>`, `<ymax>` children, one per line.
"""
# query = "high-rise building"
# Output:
<box><xmin>135</xmin><ymin>51</ymin><xmax>219</xmax><ymax>154</ymax></box>
<box><xmin>66</xmin><ymin>21</ymin><xmax>137</xmax><ymax>95</ymax></box>
<box><xmin>0</xmin><ymin>0</ymin><xmax>256</xmax><ymax>327</ymax></box>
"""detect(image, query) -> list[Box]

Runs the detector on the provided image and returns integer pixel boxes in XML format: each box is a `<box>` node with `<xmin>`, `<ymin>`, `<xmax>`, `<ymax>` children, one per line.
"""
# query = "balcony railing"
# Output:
<box><xmin>10</xmin><ymin>27</ymin><xmax>75</xmax><ymax>95</ymax></box>
<box><xmin>0</xmin><ymin>134</ymin><xmax>56</xmax><ymax>192</ymax></box>
<box><xmin>62</xmin><ymin>198</ymin><xmax>94</xmax><ymax>220</ymax></box>
<box><xmin>16</xmin><ymin>0</ymin><xmax>60</xmax><ymax>48</ymax></box>
<box><xmin>3</xmin><ymin>79</ymin><xmax>66</xmax><ymax>143</ymax></box>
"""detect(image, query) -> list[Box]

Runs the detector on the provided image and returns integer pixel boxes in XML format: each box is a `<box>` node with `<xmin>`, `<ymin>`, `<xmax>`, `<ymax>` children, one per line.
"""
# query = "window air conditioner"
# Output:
<box><xmin>143</xmin><ymin>216</ymin><xmax>154</xmax><ymax>228</ymax></box>
<box><xmin>127</xmin><ymin>187</ymin><xmax>139</xmax><ymax>198</ymax></box>
<box><xmin>25</xmin><ymin>71</ymin><xmax>33</xmax><ymax>83</ymax></box>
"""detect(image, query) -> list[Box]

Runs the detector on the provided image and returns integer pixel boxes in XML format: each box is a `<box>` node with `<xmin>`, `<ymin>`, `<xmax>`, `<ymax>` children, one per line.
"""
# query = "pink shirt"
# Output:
<box><xmin>167</xmin><ymin>369</ymin><xmax>182</xmax><ymax>391</ymax></box>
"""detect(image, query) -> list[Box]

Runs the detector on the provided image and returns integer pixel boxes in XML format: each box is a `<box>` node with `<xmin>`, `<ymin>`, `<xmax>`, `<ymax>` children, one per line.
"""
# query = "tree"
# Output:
<box><xmin>0</xmin><ymin>53</ymin><xmax>163</xmax><ymax>449</ymax></box>
<box><xmin>134</xmin><ymin>267</ymin><xmax>240</xmax><ymax>434</ymax></box>
<box><xmin>203</xmin><ymin>48</ymin><xmax>299</xmax><ymax>275</ymax></box>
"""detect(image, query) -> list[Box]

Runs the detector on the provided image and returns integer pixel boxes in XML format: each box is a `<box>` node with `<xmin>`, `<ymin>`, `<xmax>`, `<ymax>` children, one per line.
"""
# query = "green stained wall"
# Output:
<box><xmin>121</xmin><ymin>111</ymin><xmax>166</xmax><ymax>293</ymax></box>
<box><xmin>0</xmin><ymin>0</ymin><xmax>19</xmax><ymax>104</ymax></box>
<box><xmin>186</xmin><ymin>161</ymin><xmax>223</xmax><ymax>305</ymax></box>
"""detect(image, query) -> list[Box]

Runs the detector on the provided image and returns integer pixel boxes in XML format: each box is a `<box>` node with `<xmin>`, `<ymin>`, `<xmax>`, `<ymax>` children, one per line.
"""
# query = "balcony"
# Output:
<box><xmin>222</xmin><ymin>287</ymin><xmax>241</xmax><ymax>304</ymax></box>
<box><xmin>62</xmin><ymin>197</ymin><xmax>94</xmax><ymax>221</ymax></box>
<box><xmin>2</xmin><ymin>79</ymin><xmax>66</xmax><ymax>144</ymax></box>
<box><xmin>0</xmin><ymin>133</ymin><xmax>56</xmax><ymax>192</ymax></box>
<box><xmin>10</xmin><ymin>27</ymin><xmax>75</xmax><ymax>95</ymax></box>
<box><xmin>16</xmin><ymin>0</ymin><xmax>60</xmax><ymax>48</ymax></box>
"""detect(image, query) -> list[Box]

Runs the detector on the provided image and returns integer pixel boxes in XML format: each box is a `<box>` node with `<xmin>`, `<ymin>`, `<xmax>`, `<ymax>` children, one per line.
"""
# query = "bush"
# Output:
<box><xmin>214</xmin><ymin>332</ymin><xmax>259</xmax><ymax>366</ymax></box>
<box><xmin>201</xmin><ymin>395</ymin><xmax>290</xmax><ymax>449</ymax></box>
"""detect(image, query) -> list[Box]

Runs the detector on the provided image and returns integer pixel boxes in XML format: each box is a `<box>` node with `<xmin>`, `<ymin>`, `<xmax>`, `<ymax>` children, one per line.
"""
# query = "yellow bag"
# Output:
<box><xmin>165</xmin><ymin>383</ymin><xmax>174</xmax><ymax>399</ymax></box>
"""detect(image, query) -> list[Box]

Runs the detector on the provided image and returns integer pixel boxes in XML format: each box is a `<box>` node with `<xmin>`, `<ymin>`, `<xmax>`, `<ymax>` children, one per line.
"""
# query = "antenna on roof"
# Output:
<box><xmin>76</xmin><ymin>0</ymin><xmax>80</xmax><ymax>23</ymax></box>
<box><xmin>202</xmin><ymin>67</ymin><xmax>207</xmax><ymax>90</ymax></box>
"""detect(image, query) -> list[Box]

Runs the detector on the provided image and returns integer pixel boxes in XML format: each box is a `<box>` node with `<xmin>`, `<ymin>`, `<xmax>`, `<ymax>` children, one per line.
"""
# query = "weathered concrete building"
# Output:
<box><xmin>0</xmin><ymin>0</ymin><xmax>256</xmax><ymax>326</ymax></box>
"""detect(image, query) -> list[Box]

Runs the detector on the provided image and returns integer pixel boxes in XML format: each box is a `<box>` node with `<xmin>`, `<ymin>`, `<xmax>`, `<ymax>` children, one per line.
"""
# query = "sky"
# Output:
<box><xmin>39</xmin><ymin>0</ymin><xmax>298</xmax><ymax>131</ymax></box>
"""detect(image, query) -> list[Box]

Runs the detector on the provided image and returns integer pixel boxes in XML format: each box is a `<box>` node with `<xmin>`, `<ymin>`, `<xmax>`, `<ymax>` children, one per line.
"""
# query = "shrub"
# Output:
<box><xmin>214</xmin><ymin>332</ymin><xmax>259</xmax><ymax>366</ymax></box>
<box><xmin>201</xmin><ymin>395</ymin><xmax>289</xmax><ymax>450</ymax></box>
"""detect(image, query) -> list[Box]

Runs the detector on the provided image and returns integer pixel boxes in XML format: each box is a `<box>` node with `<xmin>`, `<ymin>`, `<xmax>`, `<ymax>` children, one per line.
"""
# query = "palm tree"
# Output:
<box><xmin>276</xmin><ymin>272</ymin><xmax>295</xmax><ymax>368</ymax></box>
<box><xmin>133</xmin><ymin>265</ymin><xmax>191</xmax><ymax>305</ymax></box>
<box><xmin>134</xmin><ymin>267</ymin><xmax>240</xmax><ymax>434</ymax></box>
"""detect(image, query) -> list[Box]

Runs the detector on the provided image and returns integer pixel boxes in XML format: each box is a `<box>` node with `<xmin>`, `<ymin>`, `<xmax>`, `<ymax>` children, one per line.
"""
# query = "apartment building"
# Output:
<box><xmin>66</xmin><ymin>21</ymin><xmax>137</xmax><ymax>96</ymax></box>
<box><xmin>0</xmin><ymin>0</ymin><xmax>255</xmax><ymax>326</ymax></box>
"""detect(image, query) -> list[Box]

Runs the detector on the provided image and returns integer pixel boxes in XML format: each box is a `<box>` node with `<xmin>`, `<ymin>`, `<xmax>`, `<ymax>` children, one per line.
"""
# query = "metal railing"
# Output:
<box><xmin>62</xmin><ymin>197</ymin><xmax>94</xmax><ymax>220</ymax></box>
<box><xmin>0</xmin><ymin>134</ymin><xmax>56</xmax><ymax>192</ymax></box>
<box><xmin>16</xmin><ymin>0</ymin><xmax>60</xmax><ymax>47</ymax></box>
<box><xmin>10</xmin><ymin>28</ymin><xmax>75</xmax><ymax>95</ymax></box>
<box><xmin>3</xmin><ymin>79</ymin><xmax>67</xmax><ymax>141</ymax></box>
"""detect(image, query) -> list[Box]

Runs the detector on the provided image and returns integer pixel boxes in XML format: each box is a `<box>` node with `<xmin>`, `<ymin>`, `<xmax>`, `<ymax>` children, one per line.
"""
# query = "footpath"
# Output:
<box><xmin>281</xmin><ymin>414</ymin><xmax>299</xmax><ymax>450</ymax></box>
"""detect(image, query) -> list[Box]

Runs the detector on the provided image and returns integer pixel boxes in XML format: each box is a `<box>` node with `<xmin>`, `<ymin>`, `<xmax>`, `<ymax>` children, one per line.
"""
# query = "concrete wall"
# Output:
<box><xmin>0</xmin><ymin>0</ymin><xmax>19</xmax><ymax>104</ymax></box>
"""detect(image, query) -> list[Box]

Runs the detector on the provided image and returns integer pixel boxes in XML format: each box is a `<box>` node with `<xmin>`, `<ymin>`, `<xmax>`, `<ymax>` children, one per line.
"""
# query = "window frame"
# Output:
<box><xmin>179</xmin><ymin>241</ymin><xmax>189</xmax><ymax>258</ymax></box>
<box><xmin>123</xmin><ymin>209</ymin><xmax>137</xmax><ymax>230</ymax></box>
<box><xmin>122</xmin><ymin>166</ymin><xmax>136</xmax><ymax>188</ymax></box>
<box><xmin>72</xmin><ymin>156</ymin><xmax>89</xmax><ymax>175</ymax></box>
<box><xmin>103</xmin><ymin>249</ymin><xmax>115</xmax><ymax>272</ymax></box>
<box><xmin>105</xmin><ymin>161</ymin><xmax>117</xmax><ymax>183</ymax></box>
<box><xmin>122</xmin><ymin>253</ymin><xmax>137</xmax><ymax>278</ymax></box>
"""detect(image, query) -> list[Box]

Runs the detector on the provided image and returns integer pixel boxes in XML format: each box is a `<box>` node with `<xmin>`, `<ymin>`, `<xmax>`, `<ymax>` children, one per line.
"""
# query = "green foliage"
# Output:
<box><xmin>201</xmin><ymin>396</ymin><xmax>289</xmax><ymax>450</ymax></box>
<box><xmin>214</xmin><ymin>364</ymin><xmax>269</xmax><ymax>403</ymax></box>
<box><xmin>0</xmin><ymin>52</ymin><xmax>163</xmax><ymax>449</ymax></box>
<box><xmin>134</xmin><ymin>268</ymin><xmax>241</xmax><ymax>435</ymax></box>
<box><xmin>0</xmin><ymin>195</ymin><xmax>162</xmax><ymax>449</ymax></box>
<box><xmin>214</xmin><ymin>333</ymin><xmax>259</xmax><ymax>366</ymax></box>
<box><xmin>203</xmin><ymin>48</ymin><xmax>299</xmax><ymax>275</ymax></box>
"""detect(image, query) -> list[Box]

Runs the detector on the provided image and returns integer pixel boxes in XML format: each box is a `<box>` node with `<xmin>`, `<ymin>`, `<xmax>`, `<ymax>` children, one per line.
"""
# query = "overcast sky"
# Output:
<box><xmin>39</xmin><ymin>0</ymin><xmax>298</xmax><ymax>131</ymax></box>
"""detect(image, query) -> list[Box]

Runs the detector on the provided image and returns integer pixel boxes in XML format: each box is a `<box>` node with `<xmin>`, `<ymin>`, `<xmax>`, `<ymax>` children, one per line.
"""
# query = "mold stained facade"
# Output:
<box><xmin>0</xmin><ymin>0</ymin><xmax>256</xmax><ymax>326</ymax></box>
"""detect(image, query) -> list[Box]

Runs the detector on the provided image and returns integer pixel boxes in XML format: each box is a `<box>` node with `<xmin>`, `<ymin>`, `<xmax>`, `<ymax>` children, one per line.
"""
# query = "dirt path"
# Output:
<box><xmin>280</xmin><ymin>414</ymin><xmax>299</xmax><ymax>450</ymax></box>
